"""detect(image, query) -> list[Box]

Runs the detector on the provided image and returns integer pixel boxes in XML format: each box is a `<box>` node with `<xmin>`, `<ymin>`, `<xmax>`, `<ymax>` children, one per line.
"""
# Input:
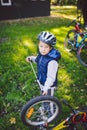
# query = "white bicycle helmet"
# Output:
<box><xmin>38</xmin><ymin>31</ymin><xmax>56</xmax><ymax>47</ymax></box>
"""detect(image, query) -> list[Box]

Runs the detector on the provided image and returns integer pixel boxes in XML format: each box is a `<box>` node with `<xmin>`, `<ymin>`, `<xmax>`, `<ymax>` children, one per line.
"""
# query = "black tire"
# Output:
<box><xmin>77</xmin><ymin>42</ymin><xmax>87</xmax><ymax>67</ymax></box>
<box><xmin>21</xmin><ymin>95</ymin><xmax>61</xmax><ymax>127</ymax></box>
<box><xmin>64</xmin><ymin>30</ymin><xmax>77</xmax><ymax>52</ymax></box>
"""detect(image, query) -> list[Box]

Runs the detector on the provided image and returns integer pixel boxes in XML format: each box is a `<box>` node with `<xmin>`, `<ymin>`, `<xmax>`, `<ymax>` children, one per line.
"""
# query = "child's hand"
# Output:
<box><xmin>42</xmin><ymin>91</ymin><xmax>47</xmax><ymax>95</ymax></box>
<box><xmin>26</xmin><ymin>56</ymin><xmax>32</xmax><ymax>62</ymax></box>
<box><xmin>42</xmin><ymin>87</ymin><xmax>48</xmax><ymax>95</ymax></box>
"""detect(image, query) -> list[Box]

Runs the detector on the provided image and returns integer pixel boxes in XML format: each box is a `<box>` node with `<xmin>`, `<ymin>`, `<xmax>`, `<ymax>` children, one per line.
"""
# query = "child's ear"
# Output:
<box><xmin>50</xmin><ymin>46</ymin><xmax>52</xmax><ymax>50</ymax></box>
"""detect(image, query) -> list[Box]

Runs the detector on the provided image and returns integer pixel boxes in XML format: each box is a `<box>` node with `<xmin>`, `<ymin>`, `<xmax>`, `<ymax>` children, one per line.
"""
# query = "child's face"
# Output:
<box><xmin>39</xmin><ymin>41</ymin><xmax>52</xmax><ymax>55</ymax></box>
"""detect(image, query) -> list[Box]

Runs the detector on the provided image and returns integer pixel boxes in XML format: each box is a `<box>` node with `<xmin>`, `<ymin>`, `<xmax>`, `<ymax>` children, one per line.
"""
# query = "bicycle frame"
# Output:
<box><xmin>52</xmin><ymin>120</ymin><xmax>69</xmax><ymax>130</ymax></box>
<box><xmin>68</xmin><ymin>32</ymin><xmax>87</xmax><ymax>49</ymax></box>
<box><xmin>76</xmin><ymin>33</ymin><xmax>87</xmax><ymax>48</ymax></box>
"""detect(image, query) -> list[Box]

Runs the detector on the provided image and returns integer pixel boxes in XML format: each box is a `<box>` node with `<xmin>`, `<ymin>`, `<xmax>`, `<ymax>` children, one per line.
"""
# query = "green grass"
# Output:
<box><xmin>0</xmin><ymin>6</ymin><xmax>87</xmax><ymax>130</ymax></box>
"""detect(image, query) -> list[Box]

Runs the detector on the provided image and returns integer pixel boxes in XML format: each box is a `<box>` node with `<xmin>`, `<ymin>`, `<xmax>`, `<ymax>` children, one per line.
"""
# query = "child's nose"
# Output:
<box><xmin>42</xmin><ymin>48</ymin><xmax>45</xmax><ymax>51</ymax></box>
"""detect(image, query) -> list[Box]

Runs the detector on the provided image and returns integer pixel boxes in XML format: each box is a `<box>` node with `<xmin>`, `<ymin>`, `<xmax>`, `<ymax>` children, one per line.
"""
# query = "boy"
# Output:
<box><xmin>26</xmin><ymin>31</ymin><xmax>61</xmax><ymax>96</ymax></box>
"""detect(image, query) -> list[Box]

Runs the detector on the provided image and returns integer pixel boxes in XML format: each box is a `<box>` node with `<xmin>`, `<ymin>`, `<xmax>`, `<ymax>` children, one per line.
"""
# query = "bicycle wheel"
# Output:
<box><xmin>21</xmin><ymin>95</ymin><xmax>61</xmax><ymax>127</ymax></box>
<box><xmin>77</xmin><ymin>42</ymin><xmax>87</xmax><ymax>67</ymax></box>
<box><xmin>64</xmin><ymin>30</ymin><xmax>77</xmax><ymax>52</ymax></box>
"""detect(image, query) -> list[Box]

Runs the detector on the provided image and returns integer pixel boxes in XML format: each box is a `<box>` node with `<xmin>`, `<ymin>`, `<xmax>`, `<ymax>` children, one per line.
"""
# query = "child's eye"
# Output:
<box><xmin>40</xmin><ymin>45</ymin><xmax>43</xmax><ymax>48</ymax></box>
<box><xmin>45</xmin><ymin>46</ymin><xmax>49</xmax><ymax>48</ymax></box>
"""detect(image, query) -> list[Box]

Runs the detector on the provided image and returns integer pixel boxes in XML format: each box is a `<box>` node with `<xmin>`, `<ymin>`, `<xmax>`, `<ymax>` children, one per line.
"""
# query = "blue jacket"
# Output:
<box><xmin>35</xmin><ymin>48</ymin><xmax>61</xmax><ymax>87</ymax></box>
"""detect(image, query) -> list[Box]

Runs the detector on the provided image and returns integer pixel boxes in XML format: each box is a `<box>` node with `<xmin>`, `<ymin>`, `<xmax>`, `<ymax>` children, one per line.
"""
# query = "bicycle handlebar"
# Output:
<box><xmin>67</xmin><ymin>15</ymin><xmax>81</xmax><ymax>27</ymax></box>
<box><xmin>67</xmin><ymin>20</ymin><xmax>76</xmax><ymax>27</ymax></box>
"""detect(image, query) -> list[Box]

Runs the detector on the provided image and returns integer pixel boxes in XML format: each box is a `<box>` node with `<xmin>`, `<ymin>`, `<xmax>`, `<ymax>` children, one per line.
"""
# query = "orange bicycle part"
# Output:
<box><xmin>26</xmin><ymin>108</ymin><xmax>34</xmax><ymax>118</ymax></box>
<box><xmin>72</xmin><ymin>112</ymin><xmax>87</xmax><ymax>123</ymax></box>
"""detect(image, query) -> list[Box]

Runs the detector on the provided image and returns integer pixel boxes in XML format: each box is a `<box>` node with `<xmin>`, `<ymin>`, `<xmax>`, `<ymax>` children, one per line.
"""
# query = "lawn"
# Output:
<box><xmin>0</xmin><ymin>6</ymin><xmax>87</xmax><ymax>130</ymax></box>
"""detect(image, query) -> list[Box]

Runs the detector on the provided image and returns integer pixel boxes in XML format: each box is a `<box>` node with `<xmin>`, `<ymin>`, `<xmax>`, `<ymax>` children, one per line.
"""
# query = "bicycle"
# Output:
<box><xmin>64</xmin><ymin>16</ymin><xmax>87</xmax><ymax>67</ymax></box>
<box><xmin>64</xmin><ymin>15</ymin><xmax>84</xmax><ymax>52</ymax></box>
<box><xmin>21</xmin><ymin>95</ymin><xmax>87</xmax><ymax>130</ymax></box>
<box><xmin>20</xmin><ymin>62</ymin><xmax>87</xmax><ymax>130</ymax></box>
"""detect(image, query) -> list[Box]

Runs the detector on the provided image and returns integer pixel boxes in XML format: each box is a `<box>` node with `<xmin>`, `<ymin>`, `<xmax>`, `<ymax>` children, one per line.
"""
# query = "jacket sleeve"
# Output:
<box><xmin>43</xmin><ymin>60</ymin><xmax>58</xmax><ymax>93</ymax></box>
